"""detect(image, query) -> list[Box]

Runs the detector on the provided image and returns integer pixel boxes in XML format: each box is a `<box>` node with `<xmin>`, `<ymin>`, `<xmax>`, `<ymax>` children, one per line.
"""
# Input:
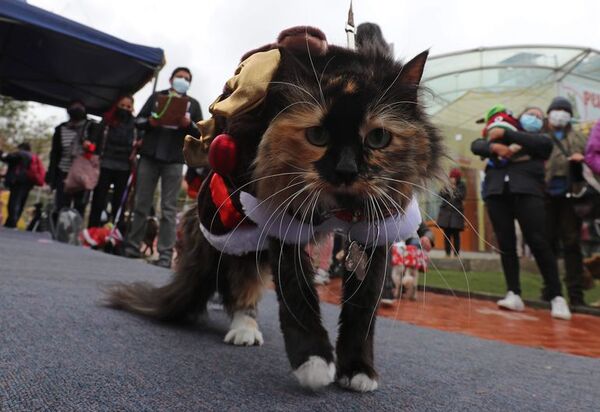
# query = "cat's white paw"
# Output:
<box><xmin>293</xmin><ymin>356</ymin><xmax>336</xmax><ymax>390</ymax></box>
<box><xmin>224</xmin><ymin>311</ymin><xmax>264</xmax><ymax>346</ymax></box>
<box><xmin>338</xmin><ymin>373</ymin><xmax>379</xmax><ymax>392</ymax></box>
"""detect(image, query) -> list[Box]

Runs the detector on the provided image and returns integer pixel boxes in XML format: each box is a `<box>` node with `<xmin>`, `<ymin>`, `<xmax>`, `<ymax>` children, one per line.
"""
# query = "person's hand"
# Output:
<box><xmin>179</xmin><ymin>115</ymin><xmax>191</xmax><ymax>128</ymax></box>
<box><xmin>148</xmin><ymin>117</ymin><xmax>158</xmax><ymax>127</ymax></box>
<box><xmin>82</xmin><ymin>140</ymin><xmax>92</xmax><ymax>150</ymax></box>
<box><xmin>569</xmin><ymin>152</ymin><xmax>585</xmax><ymax>162</ymax></box>
<box><xmin>487</xmin><ymin>127</ymin><xmax>505</xmax><ymax>141</ymax></box>
<box><xmin>490</xmin><ymin>143</ymin><xmax>513</xmax><ymax>158</ymax></box>
<box><xmin>420</xmin><ymin>236</ymin><xmax>432</xmax><ymax>252</ymax></box>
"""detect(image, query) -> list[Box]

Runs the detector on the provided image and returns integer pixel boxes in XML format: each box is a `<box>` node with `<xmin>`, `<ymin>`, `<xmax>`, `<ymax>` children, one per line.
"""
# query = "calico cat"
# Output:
<box><xmin>105</xmin><ymin>25</ymin><xmax>443</xmax><ymax>392</ymax></box>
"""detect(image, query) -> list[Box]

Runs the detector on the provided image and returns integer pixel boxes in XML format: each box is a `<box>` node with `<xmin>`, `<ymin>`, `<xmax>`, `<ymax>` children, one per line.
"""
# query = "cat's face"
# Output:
<box><xmin>254</xmin><ymin>46</ymin><xmax>443</xmax><ymax>219</ymax></box>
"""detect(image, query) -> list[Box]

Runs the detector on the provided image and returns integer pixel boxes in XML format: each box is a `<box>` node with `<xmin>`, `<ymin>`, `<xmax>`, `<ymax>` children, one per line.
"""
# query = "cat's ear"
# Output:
<box><xmin>400</xmin><ymin>50</ymin><xmax>429</xmax><ymax>86</ymax></box>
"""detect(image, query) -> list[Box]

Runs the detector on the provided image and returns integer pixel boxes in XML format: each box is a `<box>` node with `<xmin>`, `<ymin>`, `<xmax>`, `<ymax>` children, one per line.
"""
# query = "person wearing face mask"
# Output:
<box><xmin>88</xmin><ymin>95</ymin><xmax>136</xmax><ymax>230</ymax></box>
<box><xmin>544</xmin><ymin>96</ymin><xmax>588</xmax><ymax>307</ymax></box>
<box><xmin>471</xmin><ymin>105</ymin><xmax>572</xmax><ymax>320</ymax></box>
<box><xmin>124</xmin><ymin>67</ymin><xmax>203</xmax><ymax>268</ymax></box>
<box><xmin>46</xmin><ymin>100</ymin><xmax>97</xmax><ymax>216</ymax></box>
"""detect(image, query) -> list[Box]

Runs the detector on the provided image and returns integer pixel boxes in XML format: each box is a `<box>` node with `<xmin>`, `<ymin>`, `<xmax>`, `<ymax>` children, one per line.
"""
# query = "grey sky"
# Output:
<box><xmin>29</xmin><ymin>0</ymin><xmax>600</xmax><ymax>123</ymax></box>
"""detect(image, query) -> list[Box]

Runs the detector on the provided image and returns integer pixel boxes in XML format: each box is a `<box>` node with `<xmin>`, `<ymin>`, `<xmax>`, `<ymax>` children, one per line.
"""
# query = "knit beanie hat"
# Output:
<box><xmin>481</xmin><ymin>104</ymin><xmax>520</xmax><ymax>136</ymax></box>
<box><xmin>547</xmin><ymin>96</ymin><xmax>573</xmax><ymax>115</ymax></box>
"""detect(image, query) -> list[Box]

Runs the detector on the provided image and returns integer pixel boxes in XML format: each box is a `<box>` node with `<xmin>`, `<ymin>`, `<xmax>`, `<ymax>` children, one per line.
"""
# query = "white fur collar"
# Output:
<box><xmin>200</xmin><ymin>191</ymin><xmax>422</xmax><ymax>255</ymax></box>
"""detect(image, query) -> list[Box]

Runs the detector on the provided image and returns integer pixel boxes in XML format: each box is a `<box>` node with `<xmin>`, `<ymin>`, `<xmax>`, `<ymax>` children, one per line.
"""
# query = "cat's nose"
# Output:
<box><xmin>335</xmin><ymin>146</ymin><xmax>358</xmax><ymax>183</ymax></box>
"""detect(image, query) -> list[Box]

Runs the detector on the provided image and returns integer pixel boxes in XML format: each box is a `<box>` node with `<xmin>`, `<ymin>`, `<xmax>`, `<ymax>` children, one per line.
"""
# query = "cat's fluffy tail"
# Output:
<box><xmin>104</xmin><ymin>208</ymin><xmax>217</xmax><ymax>322</ymax></box>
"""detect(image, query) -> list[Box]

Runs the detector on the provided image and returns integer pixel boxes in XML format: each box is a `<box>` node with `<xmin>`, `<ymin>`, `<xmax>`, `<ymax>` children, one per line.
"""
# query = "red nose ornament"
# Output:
<box><xmin>208</xmin><ymin>134</ymin><xmax>237</xmax><ymax>176</ymax></box>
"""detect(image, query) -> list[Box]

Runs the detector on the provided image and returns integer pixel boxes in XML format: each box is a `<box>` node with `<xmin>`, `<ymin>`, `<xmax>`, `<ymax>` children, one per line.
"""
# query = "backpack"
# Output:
<box><xmin>54</xmin><ymin>208</ymin><xmax>83</xmax><ymax>245</ymax></box>
<box><xmin>26</xmin><ymin>154</ymin><xmax>46</xmax><ymax>186</ymax></box>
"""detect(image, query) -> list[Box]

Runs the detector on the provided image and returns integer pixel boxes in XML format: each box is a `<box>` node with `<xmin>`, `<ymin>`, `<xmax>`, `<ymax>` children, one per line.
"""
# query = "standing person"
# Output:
<box><xmin>88</xmin><ymin>95</ymin><xmax>136</xmax><ymax>230</ymax></box>
<box><xmin>437</xmin><ymin>168</ymin><xmax>466</xmax><ymax>257</ymax></box>
<box><xmin>124</xmin><ymin>67</ymin><xmax>203</xmax><ymax>268</ymax></box>
<box><xmin>46</xmin><ymin>100</ymin><xmax>96</xmax><ymax>216</ymax></box>
<box><xmin>471</xmin><ymin>105</ymin><xmax>571</xmax><ymax>319</ymax></box>
<box><xmin>584</xmin><ymin>120</ymin><xmax>600</xmax><ymax>174</ymax></box>
<box><xmin>544</xmin><ymin>97</ymin><xmax>588</xmax><ymax>307</ymax></box>
<box><xmin>0</xmin><ymin>143</ymin><xmax>34</xmax><ymax>228</ymax></box>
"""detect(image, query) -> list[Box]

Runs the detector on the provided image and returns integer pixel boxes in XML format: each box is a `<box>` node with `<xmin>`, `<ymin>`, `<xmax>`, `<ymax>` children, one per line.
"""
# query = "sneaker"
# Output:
<box><xmin>314</xmin><ymin>268</ymin><xmax>330</xmax><ymax>285</ymax></box>
<box><xmin>380</xmin><ymin>298</ymin><xmax>396</xmax><ymax>306</ymax></box>
<box><xmin>551</xmin><ymin>296</ymin><xmax>572</xmax><ymax>320</ymax></box>
<box><xmin>497</xmin><ymin>291</ymin><xmax>525</xmax><ymax>312</ymax></box>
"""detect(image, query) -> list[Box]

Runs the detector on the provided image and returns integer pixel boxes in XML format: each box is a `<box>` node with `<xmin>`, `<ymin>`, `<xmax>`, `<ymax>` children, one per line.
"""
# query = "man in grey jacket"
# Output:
<box><xmin>124</xmin><ymin>67</ymin><xmax>203</xmax><ymax>268</ymax></box>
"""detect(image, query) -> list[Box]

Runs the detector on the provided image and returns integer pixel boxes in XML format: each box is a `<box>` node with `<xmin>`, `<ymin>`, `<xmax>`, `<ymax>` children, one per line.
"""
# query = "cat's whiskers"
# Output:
<box><xmin>268</xmin><ymin>81</ymin><xmax>322</xmax><ymax>109</ymax></box>
<box><xmin>213</xmin><ymin>176</ymin><xmax>307</xmax><ymax>291</ymax></box>
<box><xmin>275</xmin><ymin>186</ymin><xmax>322</xmax><ymax>312</ymax></box>
<box><xmin>304</xmin><ymin>26</ymin><xmax>326</xmax><ymax>107</ymax></box>
<box><xmin>372</xmin><ymin>187</ymin><xmax>408</xmax><ymax>324</ymax></box>
<box><xmin>380</xmin><ymin>182</ymin><xmax>473</xmax><ymax>318</ymax></box>
<box><xmin>378</xmin><ymin>176</ymin><xmax>497</xmax><ymax>251</ymax></box>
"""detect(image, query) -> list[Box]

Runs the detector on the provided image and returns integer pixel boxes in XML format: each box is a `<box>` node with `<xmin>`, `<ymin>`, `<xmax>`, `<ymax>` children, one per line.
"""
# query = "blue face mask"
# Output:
<box><xmin>554</xmin><ymin>130</ymin><xmax>565</xmax><ymax>140</ymax></box>
<box><xmin>172</xmin><ymin>77</ymin><xmax>190</xmax><ymax>94</ymax></box>
<box><xmin>520</xmin><ymin>114</ymin><xmax>543</xmax><ymax>132</ymax></box>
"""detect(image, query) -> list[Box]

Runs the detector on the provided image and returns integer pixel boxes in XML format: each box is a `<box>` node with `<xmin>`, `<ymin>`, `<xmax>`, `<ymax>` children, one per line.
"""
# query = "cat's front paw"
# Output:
<box><xmin>337</xmin><ymin>373</ymin><xmax>379</xmax><ymax>392</ymax></box>
<box><xmin>224</xmin><ymin>311</ymin><xmax>264</xmax><ymax>346</ymax></box>
<box><xmin>293</xmin><ymin>356</ymin><xmax>336</xmax><ymax>390</ymax></box>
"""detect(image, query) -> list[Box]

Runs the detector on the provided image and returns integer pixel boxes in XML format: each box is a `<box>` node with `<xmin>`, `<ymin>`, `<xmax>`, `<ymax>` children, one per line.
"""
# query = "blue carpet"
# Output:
<box><xmin>1</xmin><ymin>229</ymin><xmax>599</xmax><ymax>411</ymax></box>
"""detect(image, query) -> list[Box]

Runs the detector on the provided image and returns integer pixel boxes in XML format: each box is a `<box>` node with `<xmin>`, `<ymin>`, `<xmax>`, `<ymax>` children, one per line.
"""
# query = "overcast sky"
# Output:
<box><xmin>29</xmin><ymin>0</ymin><xmax>600</xmax><ymax>123</ymax></box>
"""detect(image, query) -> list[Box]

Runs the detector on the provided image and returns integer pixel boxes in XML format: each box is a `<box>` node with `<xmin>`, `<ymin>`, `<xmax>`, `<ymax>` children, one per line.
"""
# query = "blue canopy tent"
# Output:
<box><xmin>0</xmin><ymin>0</ymin><xmax>165</xmax><ymax>115</ymax></box>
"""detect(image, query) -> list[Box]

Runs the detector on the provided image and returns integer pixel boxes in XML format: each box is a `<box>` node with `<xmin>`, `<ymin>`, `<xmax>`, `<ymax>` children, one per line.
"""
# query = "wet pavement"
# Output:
<box><xmin>318</xmin><ymin>278</ymin><xmax>600</xmax><ymax>358</ymax></box>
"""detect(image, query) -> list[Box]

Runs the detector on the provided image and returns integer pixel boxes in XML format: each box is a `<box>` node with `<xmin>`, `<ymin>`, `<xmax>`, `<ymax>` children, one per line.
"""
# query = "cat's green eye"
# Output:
<box><xmin>305</xmin><ymin>126</ymin><xmax>330</xmax><ymax>147</ymax></box>
<box><xmin>365</xmin><ymin>128</ymin><xmax>392</xmax><ymax>149</ymax></box>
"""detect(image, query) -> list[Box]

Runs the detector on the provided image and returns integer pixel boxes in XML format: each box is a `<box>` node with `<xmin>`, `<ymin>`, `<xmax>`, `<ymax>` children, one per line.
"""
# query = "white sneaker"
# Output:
<box><xmin>313</xmin><ymin>268</ymin><xmax>330</xmax><ymax>285</ymax></box>
<box><xmin>497</xmin><ymin>291</ymin><xmax>525</xmax><ymax>312</ymax></box>
<box><xmin>551</xmin><ymin>296</ymin><xmax>572</xmax><ymax>320</ymax></box>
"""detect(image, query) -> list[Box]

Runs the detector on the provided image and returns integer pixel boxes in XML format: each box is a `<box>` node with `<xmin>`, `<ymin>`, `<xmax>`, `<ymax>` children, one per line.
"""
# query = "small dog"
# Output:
<box><xmin>141</xmin><ymin>216</ymin><xmax>159</xmax><ymax>256</ymax></box>
<box><xmin>391</xmin><ymin>242</ymin><xmax>427</xmax><ymax>300</ymax></box>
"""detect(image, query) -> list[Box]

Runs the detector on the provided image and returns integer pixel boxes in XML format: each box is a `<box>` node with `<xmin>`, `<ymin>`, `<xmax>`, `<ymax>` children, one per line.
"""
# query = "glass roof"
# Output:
<box><xmin>420</xmin><ymin>45</ymin><xmax>600</xmax><ymax>165</ymax></box>
<box><xmin>422</xmin><ymin>46</ymin><xmax>600</xmax><ymax>115</ymax></box>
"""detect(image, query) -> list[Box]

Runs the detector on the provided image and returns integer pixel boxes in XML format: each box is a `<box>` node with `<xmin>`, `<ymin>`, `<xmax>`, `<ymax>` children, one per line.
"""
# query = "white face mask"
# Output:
<box><xmin>548</xmin><ymin>110</ymin><xmax>571</xmax><ymax>128</ymax></box>
<box><xmin>172</xmin><ymin>77</ymin><xmax>190</xmax><ymax>94</ymax></box>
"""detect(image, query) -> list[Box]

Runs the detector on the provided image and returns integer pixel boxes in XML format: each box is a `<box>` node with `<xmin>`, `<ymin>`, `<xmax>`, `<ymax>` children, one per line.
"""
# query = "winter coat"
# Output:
<box><xmin>0</xmin><ymin>150</ymin><xmax>32</xmax><ymax>188</ymax></box>
<box><xmin>585</xmin><ymin>122</ymin><xmax>600</xmax><ymax>174</ymax></box>
<box><xmin>544</xmin><ymin>127</ymin><xmax>587</xmax><ymax>183</ymax></box>
<box><xmin>93</xmin><ymin>119</ymin><xmax>135</xmax><ymax>172</ymax></box>
<box><xmin>436</xmin><ymin>180</ymin><xmax>466</xmax><ymax>230</ymax></box>
<box><xmin>471</xmin><ymin>129</ymin><xmax>553</xmax><ymax>198</ymax></box>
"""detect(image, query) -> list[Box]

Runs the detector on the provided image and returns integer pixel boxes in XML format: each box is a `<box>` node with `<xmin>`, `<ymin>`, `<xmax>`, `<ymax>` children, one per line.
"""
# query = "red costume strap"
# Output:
<box><xmin>209</xmin><ymin>173</ymin><xmax>244</xmax><ymax>229</ymax></box>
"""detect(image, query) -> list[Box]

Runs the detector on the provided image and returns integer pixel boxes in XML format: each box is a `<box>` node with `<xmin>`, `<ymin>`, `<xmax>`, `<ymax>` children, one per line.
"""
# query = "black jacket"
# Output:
<box><xmin>0</xmin><ymin>150</ymin><xmax>32</xmax><ymax>187</ymax></box>
<box><xmin>437</xmin><ymin>180</ymin><xmax>466</xmax><ymax>230</ymax></box>
<box><xmin>137</xmin><ymin>89</ymin><xmax>203</xmax><ymax>164</ymax></box>
<box><xmin>92</xmin><ymin>118</ymin><xmax>135</xmax><ymax>171</ymax></box>
<box><xmin>471</xmin><ymin>129</ymin><xmax>553</xmax><ymax>199</ymax></box>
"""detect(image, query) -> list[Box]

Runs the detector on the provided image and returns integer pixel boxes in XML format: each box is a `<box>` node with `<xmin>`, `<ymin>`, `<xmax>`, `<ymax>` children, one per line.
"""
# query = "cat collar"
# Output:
<box><xmin>199</xmin><ymin>191</ymin><xmax>421</xmax><ymax>256</ymax></box>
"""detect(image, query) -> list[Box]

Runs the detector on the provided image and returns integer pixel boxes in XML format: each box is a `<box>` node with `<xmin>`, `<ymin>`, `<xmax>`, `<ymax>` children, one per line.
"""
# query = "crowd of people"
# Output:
<box><xmin>0</xmin><ymin>74</ymin><xmax>598</xmax><ymax>320</ymax></box>
<box><xmin>0</xmin><ymin>66</ymin><xmax>202</xmax><ymax>270</ymax></box>
<box><xmin>470</xmin><ymin>96</ymin><xmax>598</xmax><ymax>319</ymax></box>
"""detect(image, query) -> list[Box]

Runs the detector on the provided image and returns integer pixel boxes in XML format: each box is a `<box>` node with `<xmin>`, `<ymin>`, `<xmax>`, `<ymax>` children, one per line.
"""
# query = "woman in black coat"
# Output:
<box><xmin>471</xmin><ymin>106</ymin><xmax>570</xmax><ymax>319</ymax></box>
<box><xmin>437</xmin><ymin>168</ymin><xmax>466</xmax><ymax>257</ymax></box>
<box><xmin>88</xmin><ymin>95</ymin><xmax>136</xmax><ymax>230</ymax></box>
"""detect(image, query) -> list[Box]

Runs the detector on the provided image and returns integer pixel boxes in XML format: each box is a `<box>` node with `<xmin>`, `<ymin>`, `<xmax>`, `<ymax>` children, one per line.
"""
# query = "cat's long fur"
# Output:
<box><xmin>105</xmin><ymin>26</ymin><xmax>444</xmax><ymax>392</ymax></box>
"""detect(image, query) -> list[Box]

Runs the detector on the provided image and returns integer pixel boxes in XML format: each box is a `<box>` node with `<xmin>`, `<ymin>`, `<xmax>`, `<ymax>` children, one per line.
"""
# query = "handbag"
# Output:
<box><xmin>63</xmin><ymin>121</ymin><xmax>101</xmax><ymax>193</ymax></box>
<box><xmin>63</xmin><ymin>153</ymin><xmax>100</xmax><ymax>193</ymax></box>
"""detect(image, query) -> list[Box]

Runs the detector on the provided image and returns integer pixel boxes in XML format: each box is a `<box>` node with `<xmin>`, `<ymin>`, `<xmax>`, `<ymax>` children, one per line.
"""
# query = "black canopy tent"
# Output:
<box><xmin>0</xmin><ymin>0</ymin><xmax>165</xmax><ymax>115</ymax></box>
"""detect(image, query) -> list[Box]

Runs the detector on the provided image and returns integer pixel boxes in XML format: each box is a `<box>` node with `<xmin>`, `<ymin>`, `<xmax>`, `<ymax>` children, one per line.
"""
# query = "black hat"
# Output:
<box><xmin>547</xmin><ymin>96</ymin><xmax>573</xmax><ymax>115</ymax></box>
